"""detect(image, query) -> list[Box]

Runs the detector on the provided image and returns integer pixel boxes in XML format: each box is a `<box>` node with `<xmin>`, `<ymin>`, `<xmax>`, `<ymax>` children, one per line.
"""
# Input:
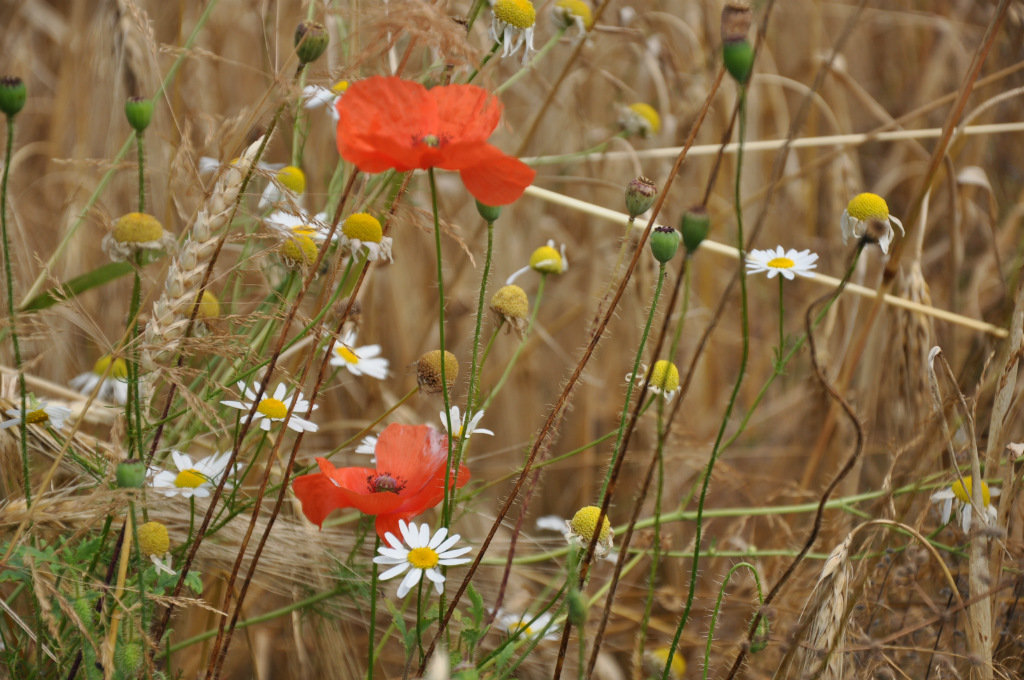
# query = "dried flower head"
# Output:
<box><xmin>417</xmin><ymin>350</ymin><xmax>459</xmax><ymax>394</ymax></box>
<box><xmin>102</xmin><ymin>212</ymin><xmax>176</xmax><ymax>262</ymax></box>
<box><xmin>490</xmin><ymin>283</ymin><xmax>530</xmax><ymax>336</ymax></box>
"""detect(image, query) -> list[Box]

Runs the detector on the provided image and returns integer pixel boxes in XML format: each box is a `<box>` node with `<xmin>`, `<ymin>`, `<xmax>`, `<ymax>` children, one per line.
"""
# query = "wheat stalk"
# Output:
<box><xmin>796</xmin><ymin>534</ymin><xmax>852</xmax><ymax>680</ymax></box>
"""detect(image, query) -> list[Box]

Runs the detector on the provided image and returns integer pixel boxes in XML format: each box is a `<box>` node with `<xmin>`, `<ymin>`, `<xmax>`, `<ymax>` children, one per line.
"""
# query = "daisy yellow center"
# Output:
<box><xmin>342</xmin><ymin>213</ymin><xmax>383</xmax><ymax>243</ymax></box>
<box><xmin>331</xmin><ymin>80</ymin><xmax>349</xmax><ymax>94</ymax></box>
<box><xmin>767</xmin><ymin>256</ymin><xmax>795</xmax><ymax>269</ymax></box>
<box><xmin>407</xmin><ymin>547</ymin><xmax>440</xmax><ymax>569</ymax></box>
<box><xmin>276</xmin><ymin>166</ymin><xmax>307</xmax><ymax>194</ymax></box>
<box><xmin>257</xmin><ymin>398</ymin><xmax>288</xmax><ymax>420</ymax></box>
<box><xmin>529</xmin><ymin>246</ymin><xmax>563</xmax><ymax>274</ymax></box>
<box><xmin>556</xmin><ymin>0</ymin><xmax>593</xmax><ymax>28</ymax></box>
<box><xmin>335</xmin><ymin>345</ymin><xmax>360</xmax><ymax>364</ymax></box>
<box><xmin>846</xmin><ymin>193</ymin><xmax>888</xmax><ymax>221</ymax></box>
<box><xmin>25</xmin><ymin>409</ymin><xmax>50</xmax><ymax>425</ymax></box>
<box><xmin>628</xmin><ymin>103</ymin><xmax>661</xmax><ymax>134</ymax></box>
<box><xmin>174</xmin><ymin>469</ymin><xmax>206</xmax><ymax>489</ymax></box>
<box><xmin>511</xmin><ymin>622</ymin><xmax>534</xmax><ymax>636</ymax></box>
<box><xmin>112</xmin><ymin>212</ymin><xmax>164</xmax><ymax>244</ymax></box>
<box><xmin>280</xmin><ymin>234</ymin><xmax>319</xmax><ymax>267</ymax></box>
<box><xmin>570</xmin><ymin>506</ymin><xmax>612</xmax><ymax>542</ymax></box>
<box><xmin>951</xmin><ymin>477</ymin><xmax>990</xmax><ymax>507</ymax></box>
<box><xmin>494</xmin><ymin>0</ymin><xmax>537</xmax><ymax>28</ymax></box>
<box><xmin>137</xmin><ymin>521</ymin><xmax>170</xmax><ymax>557</ymax></box>
<box><xmin>92</xmin><ymin>355</ymin><xmax>129</xmax><ymax>380</ymax></box>
<box><xmin>649</xmin><ymin>360</ymin><xmax>680</xmax><ymax>392</ymax></box>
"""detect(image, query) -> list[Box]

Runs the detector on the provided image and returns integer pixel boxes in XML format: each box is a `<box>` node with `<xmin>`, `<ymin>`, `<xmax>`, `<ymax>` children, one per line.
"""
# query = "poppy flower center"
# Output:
<box><xmin>368</xmin><ymin>473</ymin><xmax>406</xmax><ymax>494</ymax></box>
<box><xmin>407</xmin><ymin>547</ymin><xmax>439</xmax><ymax>569</ymax></box>
<box><xmin>175</xmin><ymin>469</ymin><xmax>206</xmax><ymax>489</ymax></box>
<box><xmin>25</xmin><ymin>409</ymin><xmax>50</xmax><ymax>425</ymax></box>
<box><xmin>335</xmin><ymin>346</ymin><xmax>360</xmax><ymax>364</ymax></box>
<box><xmin>257</xmin><ymin>398</ymin><xmax>288</xmax><ymax>420</ymax></box>
<box><xmin>767</xmin><ymin>257</ymin><xmax>795</xmax><ymax>269</ymax></box>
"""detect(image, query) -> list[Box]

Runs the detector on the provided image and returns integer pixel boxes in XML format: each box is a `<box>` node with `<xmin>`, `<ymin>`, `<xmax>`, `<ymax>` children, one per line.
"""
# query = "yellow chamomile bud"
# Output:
<box><xmin>417</xmin><ymin>350</ymin><xmax>459</xmax><ymax>395</ymax></box>
<box><xmin>276</xmin><ymin>166</ymin><xmax>306</xmax><ymax>195</ymax></box>
<box><xmin>644</xmin><ymin>647</ymin><xmax>687</xmax><ymax>680</ymax></box>
<box><xmin>840</xmin><ymin>192</ymin><xmax>904</xmax><ymax>254</ymax></box>
<box><xmin>492</xmin><ymin>0</ymin><xmax>537</xmax><ymax>63</ymax></box>
<box><xmin>621</xmin><ymin>102</ymin><xmax>661</xmax><ymax>138</ymax></box>
<box><xmin>279</xmin><ymin>230</ymin><xmax>320</xmax><ymax>270</ymax></box>
<box><xmin>648</xmin><ymin>360</ymin><xmax>680</xmax><ymax>396</ymax></box>
<box><xmin>343</xmin><ymin>213</ymin><xmax>383</xmax><ymax>244</ymax></box>
<box><xmin>530</xmin><ymin>243</ymin><xmax>566</xmax><ymax>274</ymax></box>
<box><xmin>94</xmin><ymin>354</ymin><xmax>130</xmax><ymax>381</ymax></box>
<box><xmin>567</xmin><ymin>506</ymin><xmax>614</xmax><ymax>556</ymax></box>
<box><xmin>494</xmin><ymin>0</ymin><xmax>536</xmax><ymax>29</ymax></box>
<box><xmin>137</xmin><ymin>521</ymin><xmax>170</xmax><ymax>557</ymax></box>
<box><xmin>553</xmin><ymin>0</ymin><xmax>593</xmax><ymax>30</ymax></box>
<box><xmin>195</xmin><ymin>290</ymin><xmax>220</xmax><ymax>320</ymax></box>
<box><xmin>490</xmin><ymin>284</ymin><xmax>530</xmax><ymax>337</ymax></box>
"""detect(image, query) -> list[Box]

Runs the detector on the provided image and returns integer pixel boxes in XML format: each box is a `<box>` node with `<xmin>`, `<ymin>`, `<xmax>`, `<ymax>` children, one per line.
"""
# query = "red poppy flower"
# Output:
<box><xmin>292</xmin><ymin>423</ymin><xmax>470</xmax><ymax>539</ymax></box>
<box><xmin>335</xmin><ymin>76</ymin><xmax>536</xmax><ymax>206</ymax></box>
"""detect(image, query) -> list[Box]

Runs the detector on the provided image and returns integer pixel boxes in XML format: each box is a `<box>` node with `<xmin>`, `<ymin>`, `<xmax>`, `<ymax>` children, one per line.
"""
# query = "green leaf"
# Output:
<box><xmin>20</xmin><ymin>262</ymin><xmax>134</xmax><ymax>312</ymax></box>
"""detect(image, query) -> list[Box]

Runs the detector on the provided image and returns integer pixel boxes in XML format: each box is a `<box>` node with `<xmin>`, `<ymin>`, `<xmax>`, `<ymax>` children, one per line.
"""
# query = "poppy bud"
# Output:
<box><xmin>749</xmin><ymin>613</ymin><xmax>770</xmax><ymax>653</ymax></box>
<box><xmin>680</xmin><ymin>206</ymin><xmax>710</xmax><ymax>254</ymax></box>
<box><xmin>721</xmin><ymin>3</ymin><xmax>754</xmax><ymax>84</ymax></box>
<box><xmin>294</xmin><ymin>21</ymin><xmax>329</xmax><ymax>65</ymax></box>
<box><xmin>417</xmin><ymin>350</ymin><xmax>459</xmax><ymax>394</ymax></box>
<box><xmin>115</xmin><ymin>458</ymin><xmax>146</xmax><ymax>489</ymax></box>
<box><xmin>114</xmin><ymin>642</ymin><xmax>143</xmax><ymax>677</ymax></box>
<box><xmin>475</xmin><ymin>199</ymin><xmax>502</xmax><ymax>222</ymax></box>
<box><xmin>137</xmin><ymin>521</ymin><xmax>170</xmax><ymax>557</ymax></box>
<box><xmin>124</xmin><ymin>96</ymin><xmax>153</xmax><ymax>132</ymax></box>
<box><xmin>0</xmin><ymin>76</ymin><xmax>26</xmax><ymax>117</ymax></box>
<box><xmin>625</xmin><ymin>176</ymin><xmax>657</xmax><ymax>218</ymax></box>
<box><xmin>649</xmin><ymin>225</ymin><xmax>680</xmax><ymax>264</ymax></box>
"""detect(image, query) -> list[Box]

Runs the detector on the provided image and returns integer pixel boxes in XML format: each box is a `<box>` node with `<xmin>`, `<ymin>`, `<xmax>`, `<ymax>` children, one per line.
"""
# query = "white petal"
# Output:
<box><xmin>424</xmin><ymin>568</ymin><xmax>445</xmax><ymax>584</ymax></box>
<box><xmin>379</xmin><ymin>563</ymin><xmax>411</xmax><ymax>582</ymax></box>
<box><xmin>428</xmin><ymin>527</ymin><xmax>449</xmax><ymax>550</ymax></box>
<box><xmin>397</xmin><ymin>568</ymin><xmax>423</xmax><ymax>598</ymax></box>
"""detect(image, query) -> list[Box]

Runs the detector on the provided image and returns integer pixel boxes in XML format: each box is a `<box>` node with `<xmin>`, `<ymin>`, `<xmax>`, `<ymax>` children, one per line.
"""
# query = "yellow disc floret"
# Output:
<box><xmin>196</xmin><ymin>290</ymin><xmax>220</xmax><ymax>319</ymax></box>
<box><xmin>569</xmin><ymin>506</ymin><xmax>612</xmax><ymax>544</ymax></box>
<box><xmin>417</xmin><ymin>350</ymin><xmax>459</xmax><ymax>394</ymax></box>
<box><xmin>331</xmin><ymin>80</ymin><xmax>350</xmax><ymax>95</ymax></box>
<box><xmin>491</xmin><ymin>284</ymin><xmax>529</xmax><ymax>321</ymax></box>
<box><xmin>276</xmin><ymin>166</ymin><xmax>307</xmax><ymax>195</ymax></box>
<box><xmin>628</xmin><ymin>103</ymin><xmax>661</xmax><ymax>135</ymax></box>
<box><xmin>174</xmin><ymin>469</ymin><xmax>206</xmax><ymax>489</ymax></box>
<box><xmin>555</xmin><ymin>0</ymin><xmax>593</xmax><ymax>28</ymax></box>
<box><xmin>646</xmin><ymin>647</ymin><xmax>687</xmax><ymax>680</ymax></box>
<box><xmin>112</xmin><ymin>212</ymin><xmax>164</xmax><ymax>244</ymax></box>
<box><xmin>138</xmin><ymin>521</ymin><xmax>170</xmax><ymax>557</ymax></box>
<box><xmin>845</xmin><ymin>193</ymin><xmax>889</xmax><ymax>222</ymax></box>
<box><xmin>407</xmin><ymin>547</ymin><xmax>440</xmax><ymax>569</ymax></box>
<box><xmin>530</xmin><ymin>245</ymin><xmax>563</xmax><ymax>274</ymax></box>
<box><xmin>257</xmin><ymin>397</ymin><xmax>288</xmax><ymax>420</ymax></box>
<box><xmin>25</xmin><ymin>409</ymin><xmax>49</xmax><ymax>425</ymax></box>
<box><xmin>343</xmin><ymin>213</ymin><xmax>384</xmax><ymax>244</ymax></box>
<box><xmin>279</xmin><ymin>232</ymin><xmax>319</xmax><ymax>269</ymax></box>
<box><xmin>93</xmin><ymin>355</ymin><xmax>129</xmax><ymax>380</ymax></box>
<box><xmin>649</xmin><ymin>360</ymin><xmax>680</xmax><ymax>393</ymax></box>
<box><xmin>494</xmin><ymin>0</ymin><xmax>537</xmax><ymax>28</ymax></box>
<box><xmin>335</xmin><ymin>345</ymin><xmax>360</xmax><ymax>364</ymax></box>
<box><xmin>767</xmin><ymin>256</ymin><xmax>795</xmax><ymax>269</ymax></box>
<box><xmin>952</xmin><ymin>476</ymin><xmax>991</xmax><ymax>507</ymax></box>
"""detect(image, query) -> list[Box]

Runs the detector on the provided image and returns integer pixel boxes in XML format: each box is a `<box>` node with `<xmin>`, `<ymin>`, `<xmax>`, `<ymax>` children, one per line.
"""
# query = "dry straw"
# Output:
<box><xmin>795</xmin><ymin>534</ymin><xmax>851</xmax><ymax>680</ymax></box>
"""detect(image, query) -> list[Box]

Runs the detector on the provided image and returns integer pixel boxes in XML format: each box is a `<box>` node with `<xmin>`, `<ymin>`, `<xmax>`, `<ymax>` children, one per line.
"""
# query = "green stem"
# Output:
<box><xmin>662</xmin><ymin>85</ymin><xmax>750</xmax><ymax>680</ymax></box>
<box><xmin>368</xmin><ymin>534</ymin><xmax>381</xmax><ymax>680</ymax></box>
<box><xmin>636</xmin><ymin>397</ymin><xmax>667</xmax><ymax>662</ymax></box>
<box><xmin>777</xmin><ymin>274</ymin><xmax>785</xmax><ymax>357</ymax></box>
<box><xmin>129</xmin><ymin>501</ymin><xmax>148</xmax><ymax>630</ymax></box>
<box><xmin>668</xmin><ymin>257</ymin><xmax>692</xmax><ymax>360</ymax></box>
<box><xmin>1</xmin><ymin>113</ymin><xmax>29</xmax><ymax>507</ymax></box>
<box><xmin>136</xmin><ymin>131</ymin><xmax>145</xmax><ymax>213</ymax></box>
<box><xmin>599</xmin><ymin>264</ymin><xmax>667</xmax><ymax>499</ymax></box>
<box><xmin>703</xmin><ymin>563</ymin><xmax>763</xmax><ymax>680</ymax></box>
<box><xmin>466</xmin><ymin>42</ymin><xmax>501</xmax><ymax>85</ymax></box>
<box><xmin>481</xmin><ymin>274</ymin><xmax>546</xmax><ymax>411</ymax></box>
<box><xmin>495</xmin><ymin>28</ymin><xmax>568</xmax><ymax>95</ymax></box>
<box><xmin>127</xmin><ymin>259</ymin><xmax>144</xmax><ymax>459</ymax></box>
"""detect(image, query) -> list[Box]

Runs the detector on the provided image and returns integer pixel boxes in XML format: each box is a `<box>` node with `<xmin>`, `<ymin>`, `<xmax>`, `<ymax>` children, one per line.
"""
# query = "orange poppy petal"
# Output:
<box><xmin>336</xmin><ymin>77</ymin><xmax>436</xmax><ymax>172</ymax></box>
<box><xmin>430</xmin><ymin>84</ymin><xmax>502</xmax><ymax>144</ymax></box>
<box><xmin>334</xmin><ymin>486</ymin><xmax>406</xmax><ymax>516</ymax></box>
<box><xmin>292</xmin><ymin>473</ymin><xmax>351</xmax><ymax>528</ymax></box>
<box><xmin>375</xmin><ymin>424</ymin><xmax>447</xmax><ymax>490</ymax></box>
<box><xmin>457</xmin><ymin>148</ymin><xmax>536</xmax><ymax>205</ymax></box>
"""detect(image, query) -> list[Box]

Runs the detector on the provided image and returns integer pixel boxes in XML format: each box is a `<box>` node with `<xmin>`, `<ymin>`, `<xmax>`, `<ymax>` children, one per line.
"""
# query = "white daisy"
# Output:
<box><xmin>149</xmin><ymin>450</ymin><xmax>238</xmax><ymax>499</ymax></box>
<box><xmin>745</xmin><ymin>246</ymin><xmax>818</xmax><ymax>280</ymax></box>
<box><xmin>506</xmin><ymin>240</ymin><xmax>568</xmax><ymax>284</ymax></box>
<box><xmin>220</xmin><ymin>381</ymin><xmax>319</xmax><ymax>433</ymax></box>
<box><xmin>625</xmin><ymin>360</ymin><xmax>681</xmax><ymax>401</ymax></box>
<box><xmin>535</xmin><ymin>515</ymin><xmax>567</xmax><ymax>533</ymax></box>
<box><xmin>258</xmin><ymin>165</ymin><xmax>306</xmax><ymax>210</ymax></box>
<box><xmin>69</xmin><ymin>354</ymin><xmax>130</xmax><ymax>405</ymax></box>
<box><xmin>497</xmin><ymin>610</ymin><xmax>561</xmax><ymax>641</ymax></box>
<box><xmin>930</xmin><ymin>476</ymin><xmax>1000</xmax><ymax>533</ymax></box>
<box><xmin>439</xmin><ymin>406</ymin><xmax>494</xmax><ymax>441</ymax></box>
<box><xmin>265</xmin><ymin>210</ymin><xmax>335</xmax><ymax>242</ymax></box>
<box><xmin>302</xmin><ymin>80</ymin><xmax>349</xmax><ymax>121</ymax></box>
<box><xmin>329</xmin><ymin>332</ymin><xmax>389</xmax><ymax>380</ymax></box>
<box><xmin>374</xmin><ymin>520</ymin><xmax>473</xmax><ymax>598</ymax></box>
<box><xmin>840</xmin><ymin>192</ymin><xmax>905</xmax><ymax>254</ymax></box>
<box><xmin>0</xmin><ymin>401</ymin><xmax>73</xmax><ymax>431</ymax></box>
<box><xmin>355</xmin><ymin>434</ymin><xmax>378</xmax><ymax>458</ymax></box>
<box><xmin>490</xmin><ymin>0</ymin><xmax>537</xmax><ymax>65</ymax></box>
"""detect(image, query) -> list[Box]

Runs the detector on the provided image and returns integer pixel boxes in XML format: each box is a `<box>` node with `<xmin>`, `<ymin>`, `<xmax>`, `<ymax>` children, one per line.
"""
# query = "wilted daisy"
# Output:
<box><xmin>440</xmin><ymin>406</ymin><xmax>494</xmax><ymax>442</ymax></box>
<box><xmin>565</xmin><ymin>505</ymin><xmax>614</xmax><ymax>556</ymax></box>
<box><xmin>491</xmin><ymin>0</ymin><xmax>537</xmax><ymax>64</ymax></box>
<box><xmin>258</xmin><ymin>165</ymin><xmax>307</xmax><ymax>210</ymax></box>
<box><xmin>220</xmin><ymin>381</ymin><xmax>319</xmax><ymax>433</ymax></box>
<box><xmin>340</xmin><ymin>213</ymin><xmax>393</xmax><ymax>262</ymax></box>
<box><xmin>497</xmin><ymin>610</ymin><xmax>560</xmax><ymax>641</ymax></box>
<box><xmin>506</xmin><ymin>240</ymin><xmax>568</xmax><ymax>284</ymax></box>
<box><xmin>619</xmin><ymin>102</ymin><xmax>661</xmax><ymax>138</ymax></box>
<box><xmin>102</xmin><ymin>212</ymin><xmax>176</xmax><ymax>262</ymax></box>
<box><xmin>0</xmin><ymin>401</ymin><xmax>72</xmax><ymax>431</ymax></box>
<box><xmin>840</xmin><ymin>192</ymin><xmax>904</xmax><ymax>254</ymax></box>
<box><xmin>552</xmin><ymin>0</ymin><xmax>593</xmax><ymax>36</ymax></box>
<box><xmin>745</xmin><ymin>246</ymin><xmax>818</xmax><ymax>280</ymax></box>
<box><xmin>626</xmin><ymin>360</ymin><xmax>681</xmax><ymax>400</ymax></box>
<box><xmin>265</xmin><ymin>209</ymin><xmax>335</xmax><ymax>242</ymax></box>
<box><xmin>330</xmin><ymin>331</ymin><xmax>389</xmax><ymax>380</ymax></box>
<box><xmin>930</xmin><ymin>476</ymin><xmax>1000</xmax><ymax>533</ymax></box>
<box><xmin>303</xmin><ymin>80</ymin><xmax>349</xmax><ymax>121</ymax></box>
<box><xmin>374</xmin><ymin>520</ymin><xmax>473</xmax><ymax>598</ymax></box>
<box><xmin>149</xmin><ymin>450</ymin><xmax>237</xmax><ymax>499</ymax></box>
<box><xmin>69</xmin><ymin>354</ymin><xmax>130</xmax><ymax>405</ymax></box>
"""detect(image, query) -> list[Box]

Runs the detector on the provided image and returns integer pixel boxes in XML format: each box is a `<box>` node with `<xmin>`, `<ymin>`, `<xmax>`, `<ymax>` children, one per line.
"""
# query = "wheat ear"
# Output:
<box><xmin>797</xmin><ymin>534</ymin><xmax>852</xmax><ymax>680</ymax></box>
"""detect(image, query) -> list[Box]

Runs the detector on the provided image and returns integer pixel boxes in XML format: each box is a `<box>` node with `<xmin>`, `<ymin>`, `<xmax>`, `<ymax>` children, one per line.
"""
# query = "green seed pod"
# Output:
<box><xmin>294</xmin><ymin>21</ymin><xmax>329</xmax><ymax>65</ymax></box>
<box><xmin>124</xmin><ymin>96</ymin><xmax>154</xmax><ymax>132</ymax></box>
<box><xmin>680</xmin><ymin>206</ymin><xmax>711</xmax><ymax>254</ymax></box>
<box><xmin>115</xmin><ymin>459</ymin><xmax>147</xmax><ymax>489</ymax></box>
<box><xmin>723</xmin><ymin>39</ymin><xmax>755</xmax><ymax>85</ymax></box>
<box><xmin>625</xmin><ymin>176</ymin><xmax>657</xmax><ymax>218</ymax></box>
<box><xmin>0</xmin><ymin>76</ymin><xmax>26</xmax><ymax>117</ymax></box>
<box><xmin>649</xmin><ymin>225</ymin><xmax>681</xmax><ymax>264</ymax></box>
<box><xmin>475</xmin><ymin>199</ymin><xmax>502</xmax><ymax>222</ymax></box>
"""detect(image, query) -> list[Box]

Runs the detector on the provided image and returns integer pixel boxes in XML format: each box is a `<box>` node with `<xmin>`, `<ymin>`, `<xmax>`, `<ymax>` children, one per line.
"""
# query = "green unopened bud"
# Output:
<box><xmin>72</xmin><ymin>597</ymin><xmax>98</xmax><ymax>631</ymax></box>
<box><xmin>115</xmin><ymin>459</ymin><xmax>147</xmax><ymax>489</ymax></box>
<box><xmin>625</xmin><ymin>176</ymin><xmax>657</xmax><ymax>218</ymax></box>
<box><xmin>649</xmin><ymin>226</ymin><xmax>680</xmax><ymax>264</ymax></box>
<box><xmin>0</xmin><ymin>77</ymin><xmax>26</xmax><ymax>117</ymax></box>
<box><xmin>475</xmin><ymin>199</ymin><xmax>502</xmax><ymax>222</ymax></box>
<box><xmin>680</xmin><ymin>206</ymin><xmax>710</xmax><ymax>253</ymax></box>
<box><xmin>294</xmin><ymin>21</ymin><xmax>329</xmax><ymax>65</ymax></box>
<box><xmin>114</xmin><ymin>641</ymin><xmax>143</xmax><ymax>676</ymax></box>
<box><xmin>749</xmin><ymin>613</ymin><xmax>770</xmax><ymax>653</ymax></box>
<box><xmin>723</xmin><ymin>39</ymin><xmax>754</xmax><ymax>85</ymax></box>
<box><xmin>124</xmin><ymin>97</ymin><xmax>153</xmax><ymax>132</ymax></box>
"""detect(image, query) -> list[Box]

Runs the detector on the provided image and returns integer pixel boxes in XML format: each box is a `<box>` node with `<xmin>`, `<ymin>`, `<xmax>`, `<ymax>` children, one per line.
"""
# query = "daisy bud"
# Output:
<box><xmin>625</xmin><ymin>176</ymin><xmax>657</xmax><ymax>218</ymax></box>
<box><xmin>680</xmin><ymin>206</ymin><xmax>710</xmax><ymax>254</ymax></box>
<box><xmin>490</xmin><ymin>284</ymin><xmax>529</xmax><ymax>336</ymax></box>
<box><xmin>569</xmin><ymin>506</ymin><xmax>612</xmax><ymax>545</ymax></box>
<box><xmin>0</xmin><ymin>76</ymin><xmax>26</xmax><ymax>117</ymax></box>
<box><xmin>620</xmin><ymin>102</ymin><xmax>661</xmax><ymax>138</ymax></box>
<box><xmin>137</xmin><ymin>521</ymin><xmax>170</xmax><ymax>557</ymax></box>
<box><xmin>276</xmin><ymin>165</ymin><xmax>307</xmax><ymax>195</ymax></box>
<box><xmin>294</xmin><ymin>21</ymin><xmax>329</xmax><ymax>65</ymax></box>
<box><xmin>644</xmin><ymin>648</ymin><xmax>687</xmax><ymax>680</ymax></box>
<box><xmin>417</xmin><ymin>350</ymin><xmax>459</xmax><ymax>394</ymax></box>
<box><xmin>649</xmin><ymin>225</ymin><xmax>681</xmax><ymax>264</ymax></box>
<box><xmin>124</xmin><ymin>96</ymin><xmax>153</xmax><ymax>132</ymax></box>
<box><xmin>648</xmin><ymin>360</ymin><xmax>680</xmax><ymax>394</ymax></box>
<box><xmin>115</xmin><ymin>458</ymin><xmax>147</xmax><ymax>489</ymax></box>
<box><xmin>279</xmin><ymin>231</ymin><xmax>320</xmax><ymax>270</ymax></box>
<box><xmin>529</xmin><ymin>242</ymin><xmax>566</xmax><ymax>275</ymax></box>
<box><xmin>475</xmin><ymin>199</ymin><xmax>502</xmax><ymax>223</ymax></box>
<box><xmin>114</xmin><ymin>642</ymin><xmax>144</xmax><ymax>677</ymax></box>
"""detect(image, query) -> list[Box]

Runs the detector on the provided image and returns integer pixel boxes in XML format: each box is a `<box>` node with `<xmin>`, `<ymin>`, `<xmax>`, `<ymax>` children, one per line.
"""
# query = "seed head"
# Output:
<box><xmin>649</xmin><ymin>226</ymin><xmax>681</xmax><ymax>264</ymax></box>
<box><xmin>625</xmin><ymin>176</ymin><xmax>658</xmax><ymax>218</ymax></box>
<box><xmin>490</xmin><ymin>284</ymin><xmax>529</xmax><ymax>336</ymax></box>
<box><xmin>0</xmin><ymin>77</ymin><xmax>26</xmax><ymax>117</ymax></box>
<box><xmin>124</xmin><ymin>96</ymin><xmax>154</xmax><ymax>132</ymax></box>
<box><xmin>417</xmin><ymin>350</ymin><xmax>459</xmax><ymax>394</ymax></box>
<box><xmin>115</xmin><ymin>459</ymin><xmax>147</xmax><ymax>489</ymax></box>
<box><xmin>680</xmin><ymin>206</ymin><xmax>711</xmax><ymax>253</ymax></box>
<box><xmin>294</xmin><ymin>21</ymin><xmax>329</xmax><ymax>64</ymax></box>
